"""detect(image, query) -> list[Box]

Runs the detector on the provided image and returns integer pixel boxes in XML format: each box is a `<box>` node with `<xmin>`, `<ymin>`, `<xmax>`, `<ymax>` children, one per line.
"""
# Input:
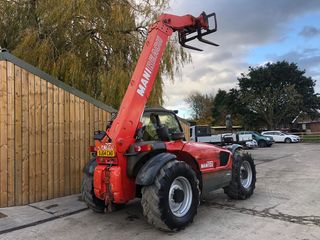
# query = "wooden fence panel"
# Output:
<box><xmin>59</xmin><ymin>88</ymin><xmax>65</xmax><ymax>197</ymax></box>
<box><xmin>47</xmin><ymin>82</ymin><xmax>54</xmax><ymax>199</ymax></box>
<box><xmin>7</xmin><ymin>62</ymin><xmax>15</xmax><ymax>206</ymax></box>
<box><xmin>53</xmin><ymin>85</ymin><xmax>59</xmax><ymax>198</ymax></box>
<box><xmin>14</xmin><ymin>65</ymin><xmax>22</xmax><ymax>206</ymax></box>
<box><xmin>0</xmin><ymin>61</ymin><xmax>8</xmax><ymax>206</ymax></box>
<box><xmin>181</xmin><ymin>122</ymin><xmax>190</xmax><ymax>141</ymax></box>
<box><xmin>28</xmin><ymin>73</ymin><xmax>36</xmax><ymax>204</ymax></box>
<box><xmin>21</xmin><ymin>69</ymin><xmax>29</xmax><ymax>205</ymax></box>
<box><xmin>69</xmin><ymin>94</ymin><xmax>76</xmax><ymax>194</ymax></box>
<box><xmin>41</xmin><ymin>79</ymin><xmax>48</xmax><ymax>201</ymax></box>
<box><xmin>74</xmin><ymin>97</ymin><xmax>80</xmax><ymax>192</ymax></box>
<box><xmin>79</xmin><ymin>99</ymin><xmax>85</xmax><ymax>185</ymax></box>
<box><xmin>64</xmin><ymin>93</ymin><xmax>70</xmax><ymax>195</ymax></box>
<box><xmin>35</xmin><ymin>76</ymin><xmax>42</xmax><ymax>202</ymax></box>
<box><xmin>84</xmin><ymin>102</ymin><xmax>90</xmax><ymax>163</ymax></box>
<box><xmin>89</xmin><ymin>104</ymin><xmax>95</xmax><ymax>146</ymax></box>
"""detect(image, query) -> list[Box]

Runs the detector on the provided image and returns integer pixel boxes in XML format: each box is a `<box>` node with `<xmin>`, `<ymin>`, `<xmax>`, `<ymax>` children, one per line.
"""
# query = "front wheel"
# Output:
<box><xmin>141</xmin><ymin>160</ymin><xmax>200</xmax><ymax>231</ymax></box>
<box><xmin>285</xmin><ymin>138</ymin><xmax>292</xmax><ymax>143</ymax></box>
<box><xmin>224</xmin><ymin>152</ymin><xmax>256</xmax><ymax>200</ymax></box>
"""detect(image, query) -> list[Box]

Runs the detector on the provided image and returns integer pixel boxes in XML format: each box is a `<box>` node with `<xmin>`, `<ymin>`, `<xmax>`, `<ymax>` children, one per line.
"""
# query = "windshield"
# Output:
<box><xmin>141</xmin><ymin>111</ymin><xmax>183</xmax><ymax>141</ymax></box>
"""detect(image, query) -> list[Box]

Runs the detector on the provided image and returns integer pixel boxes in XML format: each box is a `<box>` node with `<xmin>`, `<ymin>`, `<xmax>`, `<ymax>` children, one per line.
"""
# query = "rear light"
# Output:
<box><xmin>89</xmin><ymin>145</ymin><xmax>96</xmax><ymax>152</ymax></box>
<box><xmin>134</xmin><ymin>144</ymin><xmax>153</xmax><ymax>152</ymax></box>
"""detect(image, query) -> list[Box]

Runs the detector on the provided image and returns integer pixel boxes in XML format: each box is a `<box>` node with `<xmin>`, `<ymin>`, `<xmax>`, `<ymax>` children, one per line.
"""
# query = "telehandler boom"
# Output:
<box><xmin>82</xmin><ymin>11</ymin><xmax>256</xmax><ymax>231</ymax></box>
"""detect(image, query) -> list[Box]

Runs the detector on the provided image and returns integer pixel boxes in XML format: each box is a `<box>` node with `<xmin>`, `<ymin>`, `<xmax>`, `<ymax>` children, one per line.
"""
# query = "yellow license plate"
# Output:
<box><xmin>97</xmin><ymin>149</ymin><xmax>115</xmax><ymax>157</ymax></box>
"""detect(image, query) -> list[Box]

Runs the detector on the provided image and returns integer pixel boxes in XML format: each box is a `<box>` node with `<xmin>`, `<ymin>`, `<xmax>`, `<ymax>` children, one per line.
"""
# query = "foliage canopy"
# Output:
<box><xmin>237</xmin><ymin>61</ymin><xmax>320</xmax><ymax>129</ymax></box>
<box><xmin>185</xmin><ymin>91</ymin><xmax>213</xmax><ymax>124</ymax></box>
<box><xmin>185</xmin><ymin>61</ymin><xmax>319</xmax><ymax>129</ymax></box>
<box><xmin>0</xmin><ymin>0</ymin><xmax>190</xmax><ymax>108</ymax></box>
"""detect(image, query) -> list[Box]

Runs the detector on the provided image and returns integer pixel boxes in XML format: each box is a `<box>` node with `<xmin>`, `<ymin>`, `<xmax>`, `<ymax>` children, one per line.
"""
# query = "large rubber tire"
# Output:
<box><xmin>258</xmin><ymin>140</ymin><xmax>267</xmax><ymax>148</ymax></box>
<box><xmin>285</xmin><ymin>138</ymin><xmax>291</xmax><ymax>143</ymax></box>
<box><xmin>224</xmin><ymin>152</ymin><xmax>256</xmax><ymax>200</ymax></box>
<box><xmin>81</xmin><ymin>173</ymin><xmax>105</xmax><ymax>213</ymax></box>
<box><xmin>141</xmin><ymin>160</ymin><xmax>200</xmax><ymax>231</ymax></box>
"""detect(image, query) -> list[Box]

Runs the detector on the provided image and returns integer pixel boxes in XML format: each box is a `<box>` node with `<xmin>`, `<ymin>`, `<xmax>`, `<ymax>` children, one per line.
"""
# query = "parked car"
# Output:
<box><xmin>238</xmin><ymin>131</ymin><xmax>273</xmax><ymax>148</ymax></box>
<box><xmin>245</xmin><ymin>139</ymin><xmax>258</xmax><ymax>149</ymax></box>
<box><xmin>261</xmin><ymin>131</ymin><xmax>300</xmax><ymax>143</ymax></box>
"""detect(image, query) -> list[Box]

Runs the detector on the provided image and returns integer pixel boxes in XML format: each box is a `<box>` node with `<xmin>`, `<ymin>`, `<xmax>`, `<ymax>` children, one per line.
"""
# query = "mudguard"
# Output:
<box><xmin>136</xmin><ymin>152</ymin><xmax>176</xmax><ymax>185</ymax></box>
<box><xmin>225</xmin><ymin>144</ymin><xmax>243</xmax><ymax>155</ymax></box>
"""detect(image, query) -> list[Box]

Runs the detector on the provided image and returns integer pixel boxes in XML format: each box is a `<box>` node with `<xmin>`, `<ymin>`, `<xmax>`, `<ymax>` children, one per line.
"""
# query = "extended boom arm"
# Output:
<box><xmin>108</xmin><ymin>12</ymin><xmax>218</xmax><ymax>151</ymax></box>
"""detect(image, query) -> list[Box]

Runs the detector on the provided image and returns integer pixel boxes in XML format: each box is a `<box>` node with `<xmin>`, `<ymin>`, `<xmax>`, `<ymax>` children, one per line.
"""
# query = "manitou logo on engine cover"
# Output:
<box><xmin>200</xmin><ymin>161</ymin><xmax>214</xmax><ymax>169</ymax></box>
<box><xmin>137</xmin><ymin>35</ymin><xmax>163</xmax><ymax>97</ymax></box>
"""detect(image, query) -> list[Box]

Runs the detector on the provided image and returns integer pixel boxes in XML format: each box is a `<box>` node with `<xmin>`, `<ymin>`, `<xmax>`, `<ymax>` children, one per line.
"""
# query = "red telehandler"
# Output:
<box><xmin>82</xmin><ymin>11</ymin><xmax>256</xmax><ymax>231</ymax></box>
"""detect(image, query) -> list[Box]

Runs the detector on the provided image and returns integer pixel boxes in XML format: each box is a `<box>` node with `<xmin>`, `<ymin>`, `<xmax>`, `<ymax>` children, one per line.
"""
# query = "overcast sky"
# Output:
<box><xmin>163</xmin><ymin>0</ymin><xmax>320</xmax><ymax>118</ymax></box>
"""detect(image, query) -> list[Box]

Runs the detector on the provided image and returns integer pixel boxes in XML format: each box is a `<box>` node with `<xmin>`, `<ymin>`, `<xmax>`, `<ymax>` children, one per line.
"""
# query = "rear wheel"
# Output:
<box><xmin>81</xmin><ymin>160</ymin><xmax>126</xmax><ymax>213</ymax></box>
<box><xmin>258</xmin><ymin>140</ymin><xmax>267</xmax><ymax>148</ymax></box>
<box><xmin>141</xmin><ymin>160</ymin><xmax>200</xmax><ymax>231</ymax></box>
<box><xmin>81</xmin><ymin>173</ymin><xmax>105</xmax><ymax>213</ymax></box>
<box><xmin>224</xmin><ymin>152</ymin><xmax>256</xmax><ymax>200</ymax></box>
<box><xmin>285</xmin><ymin>138</ymin><xmax>291</xmax><ymax>143</ymax></box>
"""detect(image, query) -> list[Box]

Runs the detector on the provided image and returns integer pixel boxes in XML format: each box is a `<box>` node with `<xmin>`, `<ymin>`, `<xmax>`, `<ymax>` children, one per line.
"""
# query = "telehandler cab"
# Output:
<box><xmin>82</xmin><ymin>11</ymin><xmax>256</xmax><ymax>231</ymax></box>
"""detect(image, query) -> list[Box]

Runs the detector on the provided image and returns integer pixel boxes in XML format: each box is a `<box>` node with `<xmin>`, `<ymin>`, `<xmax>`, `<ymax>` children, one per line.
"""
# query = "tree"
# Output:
<box><xmin>211</xmin><ymin>89</ymin><xmax>228</xmax><ymax>125</ymax></box>
<box><xmin>210</xmin><ymin>89</ymin><xmax>247</xmax><ymax>126</ymax></box>
<box><xmin>237</xmin><ymin>61</ymin><xmax>320</xmax><ymax>129</ymax></box>
<box><xmin>185</xmin><ymin>91</ymin><xmax>213</xmax><ymax>124</ymax></box>
<box><xmin>0</xmin><ymin>0</ymin><xmax>190</xmax><ymax>108</ymax></box>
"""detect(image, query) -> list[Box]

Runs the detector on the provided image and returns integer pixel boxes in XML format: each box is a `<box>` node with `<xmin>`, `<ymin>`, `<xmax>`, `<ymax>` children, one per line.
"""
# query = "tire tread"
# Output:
<box><xmin>81</xmin><ymin>173</ymin><xmax>105</xmax><ymax>213</ymax></box>
<box><xmin>224</xmin><ymin>152</ymin><xmax>256</xmax><ymax>200</ymax></box>
<box><xmin>141</xmin><ymin>160</ymin><xmax>200</xmax><ymax>231</ymax></box>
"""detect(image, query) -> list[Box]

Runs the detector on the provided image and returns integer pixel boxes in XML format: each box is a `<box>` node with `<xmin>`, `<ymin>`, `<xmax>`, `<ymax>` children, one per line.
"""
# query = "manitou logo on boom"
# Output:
<box><xmin>137</xmin><ymin>35</ymin><xmax>163</xmax><ymax>97</ymax></box>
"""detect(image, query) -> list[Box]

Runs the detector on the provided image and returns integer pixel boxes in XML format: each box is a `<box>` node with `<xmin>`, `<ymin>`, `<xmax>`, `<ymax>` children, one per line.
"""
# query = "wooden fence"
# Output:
<box><xmin>0</xmin><ymin>52</ymin><xmax>116</xmax><ymax>207</ymax></box>
<box><xmin>0</xmin><ymin>52</ymin><xmax>190</xmax><ymax>208</ymax></box>
<box><xmin>180</xmin><ymin>118</ymin><xmax>190</xmax><ymax>140</ymax></box>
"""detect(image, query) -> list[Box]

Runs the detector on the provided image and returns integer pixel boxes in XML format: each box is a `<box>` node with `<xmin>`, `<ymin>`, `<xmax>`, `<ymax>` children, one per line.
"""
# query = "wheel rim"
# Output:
<box><xmin>168</xmin><ymin>176</ymin><xmax>193</xmax><ymax>217</ymax></box>
<box><xmin>240</xmin><ymin>161</ymin><xmax>253</xmax><ymax>189</ymax></box>
<box><xmin>259</xmin><ymin>141</ymin><xmax>266</xmax><ymax>147</ymax></box>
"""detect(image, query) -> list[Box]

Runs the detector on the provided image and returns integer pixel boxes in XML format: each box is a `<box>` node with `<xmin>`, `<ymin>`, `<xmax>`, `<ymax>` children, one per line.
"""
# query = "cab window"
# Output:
<box><xmin>141</xmin><ymin>113</ymin><xmax>160</xmax><ymax>141</ymax></box>
<box><xmin>141</xmin><ymin>111</ymin><xmax>183</xmax><ymax>141</ymax></box>
<box><xmin>158</xmin><ymin>113</ymin><xmax>182</xmax><ymax>135</ymax></box>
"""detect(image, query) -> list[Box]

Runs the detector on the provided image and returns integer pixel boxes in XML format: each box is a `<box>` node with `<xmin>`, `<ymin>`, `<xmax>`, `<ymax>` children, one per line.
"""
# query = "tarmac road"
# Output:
<box><xmin>2</xmin><ymin>143</ymin><xmax>320</xmax><ymax>240</ymax></box>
